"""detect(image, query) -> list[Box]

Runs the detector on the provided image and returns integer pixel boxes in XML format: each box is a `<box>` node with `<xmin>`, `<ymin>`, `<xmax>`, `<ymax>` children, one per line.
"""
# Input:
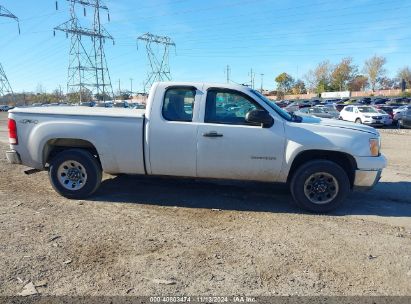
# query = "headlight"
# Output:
<box><xmin>369</xmin><ymin>138</ymin><xmax>380</xmax><ymax>156</ymax></box>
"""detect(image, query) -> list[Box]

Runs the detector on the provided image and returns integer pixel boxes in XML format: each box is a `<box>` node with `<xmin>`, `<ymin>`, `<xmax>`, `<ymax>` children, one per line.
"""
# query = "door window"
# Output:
<box><xmin>205</xmin><ymin>89</ymin><xmax>263</xmax><ymax>125</ymax></box>
<box><xmin>163</xmin><ymin>87</ymin><xmax>196</xmax><ymax>122</ymax></box>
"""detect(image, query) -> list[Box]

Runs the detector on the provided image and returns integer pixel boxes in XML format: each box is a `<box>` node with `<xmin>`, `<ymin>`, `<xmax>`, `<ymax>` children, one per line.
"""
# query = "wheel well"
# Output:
<box><xmin>287</xmin><ymin>150</ymin><xmax>357</xmax><ymax>187</ymax></box>
<box><xmin>43</xmin><ymin>139</ymin><xmax>100</xmax><ymax>167</ymax></box>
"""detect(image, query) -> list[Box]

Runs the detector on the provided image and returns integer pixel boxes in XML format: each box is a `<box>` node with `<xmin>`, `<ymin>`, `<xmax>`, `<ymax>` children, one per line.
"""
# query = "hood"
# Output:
<box><xmin>300</xmin><ymin>116</ymin><xmax>379</xmax><ymax>135</ymax></box>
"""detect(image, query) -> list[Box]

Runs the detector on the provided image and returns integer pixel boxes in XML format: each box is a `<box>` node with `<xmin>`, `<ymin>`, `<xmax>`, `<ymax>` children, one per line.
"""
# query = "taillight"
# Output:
<box><xmin>8</xmin><ymin>118</ymin><xmax>18</xmax><ymax>145</ymax></box>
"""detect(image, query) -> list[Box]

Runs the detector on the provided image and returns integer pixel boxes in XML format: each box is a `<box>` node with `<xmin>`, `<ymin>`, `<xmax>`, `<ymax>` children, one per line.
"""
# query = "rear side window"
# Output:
<box><xmin>163</xmin><ymin>87</ymin><xmax>196</xmax><ymax>122</ymax></box>
<box><xmin>346</xmin><ymin>107</ymin><xmax>353</xmax><ymax>112</ymax></box>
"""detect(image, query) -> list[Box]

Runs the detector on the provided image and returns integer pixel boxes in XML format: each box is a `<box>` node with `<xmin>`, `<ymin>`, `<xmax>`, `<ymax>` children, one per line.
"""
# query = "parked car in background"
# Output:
<box><xmin>375</xmin><ymin>106</ymin><xmax>394</xmax><ymax>120</ymax></box>
<box><xmin>80</xmin><ymin>101</ymin><xmax>96</xmax><ymax>107</ymax></box>
<box><xmin>295</xmin><ymin>107</ymin><xmax>339</xmax><ymax>119</ymax></box>
<box><xmin>95</xmin><ymin>102</ymin><xmax>113</xmax><ymax>108</ymax></box>
<box><xmin>376</xmin><ymin>109</ymin><xmax>393</xmax><ymax>126</ymax></box>
<box><xmin>357</xmin><ymin>97</ymin><xmax>372</xmax><ymax>105</ymax></box>
<box><xmin>388</xmin><ymin>97</ymin><xmax>408</xmax><ymax>105</ymax></box>
<box><xmin>284</xmin><ymin>100</ymin><xmax>313</xmax><ymax>112</ymax></box>
<box><xmin>371</xmin><ymin>98</ymin><xmax>389</xmax><ymax>105</ymax></box>
<box><xmin>31</xmin><ymin>103</ymin><xmax>43</xmax><ymax>107</ymax></box>
<box><xmin>275</xmin><ymin>100</ymin><xmax>290</xmax><ymax>108</ymax></box>
<box><xmin>309</xmin><ymin>99</ymin><xmax>322</xmax><ymax>105</ymax></box>
<box><xmin>316</xmin><ymin>104</ymin><xmax>340</xmax><ymax>115</ymax></box>
<box><xmin>343</xmin><ymin>99</ymin><xmax>357</xmax><ymax>105</ymax></box>
<box><xmin>113</xmin><ymin>101</ymin><xmax>130</xmax><ymax>108</ymax></box>
<box><xmin>398</xmin><ymin>108</ymin><xmax>411</xmax><ymax>128</ymax></box>
<box><xmin>339</xmin><ymin>105</ymin><xmax>384</xmax><ymax>126</ymax></box>
<box><xmin>393</xmin><ymin>105</ymin><xmax>411</xmax><ymax>122</ymax></box>
<box><xmin>335</xmin><ymin>103</ymin><xmax>347</xmax><ymax>112</ymax></box>
<box><xmin>132</xmin><ymin>103</ymin><xmax>146</xmax><ymax>109</ymax></box>
<box><xmin>0</xmin><ymin>105</ymin><xmax>10</xmax><ymax>111</ymax></box>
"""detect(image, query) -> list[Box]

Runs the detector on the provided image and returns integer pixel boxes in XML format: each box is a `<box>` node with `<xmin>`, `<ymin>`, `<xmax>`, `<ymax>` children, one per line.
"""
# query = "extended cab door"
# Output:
<box><xmin>196</xmin><ymin>88</ymin><xmax>285</xmax><ymax>182</ymax></box>
<box><xmin>147</xmin><ymin>85</ymin><xmax>200</xmax><ymax>177</ymax></box>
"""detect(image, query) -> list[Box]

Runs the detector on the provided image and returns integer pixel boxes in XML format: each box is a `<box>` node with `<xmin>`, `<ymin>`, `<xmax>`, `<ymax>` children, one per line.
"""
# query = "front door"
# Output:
<box><xmin>197</xmin><ymin>88</ymin><xmax>285</xmax><ymax>182</ymax></box>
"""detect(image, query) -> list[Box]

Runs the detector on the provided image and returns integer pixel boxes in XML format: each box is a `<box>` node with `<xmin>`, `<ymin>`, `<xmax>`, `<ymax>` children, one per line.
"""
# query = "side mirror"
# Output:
<box><xmin>246</xmin><ymin>109</ymin><xmax>274</xmax><ymax>128</ymax></box>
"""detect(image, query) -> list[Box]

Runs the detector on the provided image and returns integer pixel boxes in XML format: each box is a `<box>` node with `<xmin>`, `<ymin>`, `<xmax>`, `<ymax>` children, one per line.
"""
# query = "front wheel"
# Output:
<box><xmin>49</xmin><ymin>149</ymin><xmax>102</xmax><ymax>199</ymax></box>
<box><xmin>290</xmin><ymin>160</ymin><xmax>350</xmax><ymax>213</ymax></box>
<box><xmin>355</xmin><ymin>118</ymin><xmax>362</xmax><ymax>124</ymax></box>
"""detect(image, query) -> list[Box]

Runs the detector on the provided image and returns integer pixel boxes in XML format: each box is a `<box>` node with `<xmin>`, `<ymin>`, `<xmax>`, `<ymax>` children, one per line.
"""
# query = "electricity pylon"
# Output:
<box><xmin>137</xmin><ymin>33</ymin><xmax>176</xmax><ymax>93</ymax></box>
<box><xmin>0</xmin><ymin>5</ymin><xmax>19</xmax><ymax>105</ymax></box>
<box><xmin>54</xmin><ymin>0</ymin><xmax>114</xmax><ymax>102</ymax></box>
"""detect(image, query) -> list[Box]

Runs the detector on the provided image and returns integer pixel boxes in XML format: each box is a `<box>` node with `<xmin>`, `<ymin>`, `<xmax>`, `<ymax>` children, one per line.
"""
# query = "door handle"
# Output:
<box><xmin>203</xmin><ymin>131</ymin><xmax>223</xmax><ymax>138</ymax></box>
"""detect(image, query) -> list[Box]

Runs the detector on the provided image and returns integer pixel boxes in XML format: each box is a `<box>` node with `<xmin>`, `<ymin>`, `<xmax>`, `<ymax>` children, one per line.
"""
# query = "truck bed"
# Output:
<box><xmin>11</xmin><ymin>106</ymin><xmax>146</xmax><ymax>118</ymax></box>
<box><xmin>8</xmin><ymin>106</ymin><xmax>146</xmax><ymax>175</ymax></box>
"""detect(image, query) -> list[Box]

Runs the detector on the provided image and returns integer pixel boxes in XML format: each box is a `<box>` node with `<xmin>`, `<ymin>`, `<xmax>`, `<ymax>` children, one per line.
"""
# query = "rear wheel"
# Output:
<box><xmin>290</xmin><ymin>160</ymin><xmax>350</xmax><ymax>213</ymax></box>
<box><xmin>355</xmin><ymin>118</ymin><xmax>362</xmax><ymax>124</ymax></box>
<box><xmin>49</xmin><ymin>149</ymin><xmax>102</xmax><ymax>199</ymax></box>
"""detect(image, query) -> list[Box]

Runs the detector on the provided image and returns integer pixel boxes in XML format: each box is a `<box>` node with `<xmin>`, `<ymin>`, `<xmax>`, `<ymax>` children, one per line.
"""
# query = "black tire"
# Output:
<box><xmin>290</xmin><ymin>160</ymin><xmax>350</xmax><ymax>213</ymax></box>
<box><xmin>49</xmin><ymin>149</ymin><xmax>102</xmax><ymax>199</ymax></box>
<box><xmin>398</xmin><ymin>119</ymin><xmax>403</xmax><ymax>129</ymax></box>
<box><xmin>355</xmin><ymin>118</ymin><xmax>362</xmax><ymax>124</ymax></box>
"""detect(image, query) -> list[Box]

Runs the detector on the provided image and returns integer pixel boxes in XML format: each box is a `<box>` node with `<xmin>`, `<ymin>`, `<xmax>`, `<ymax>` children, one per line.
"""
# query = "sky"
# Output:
<box><xmin>0</xmin><ymin>0</ymin><xmax>410</xmax><ymax>93</ymax></box>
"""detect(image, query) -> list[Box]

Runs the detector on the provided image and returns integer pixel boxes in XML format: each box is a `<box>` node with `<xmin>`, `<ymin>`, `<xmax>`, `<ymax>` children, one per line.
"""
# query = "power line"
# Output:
<box><xmin>137</xmin><ymin>33</ymin><xmax>176</xmax><ymax>93</ymax></box>
<box><xmin>112</xmin><ymin>0</ymin><xmax>406</xmax><ymax>40</ymax></box>
<box><xmin>54</xmin><ymin>0</ymin><xmax>114</xmax><ymax>102</ymax></box>
<box><xmin>0</xmin><ymin>5</ymin><xmax>20</xmax><ymax>104</ymax></box>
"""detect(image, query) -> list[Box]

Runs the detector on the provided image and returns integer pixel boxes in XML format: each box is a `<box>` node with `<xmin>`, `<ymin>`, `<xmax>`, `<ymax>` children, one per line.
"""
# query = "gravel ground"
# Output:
<box><xmin>0</xmin><ymin>112</ymin><xmax>410</xmax><ymax>296</ymax></box>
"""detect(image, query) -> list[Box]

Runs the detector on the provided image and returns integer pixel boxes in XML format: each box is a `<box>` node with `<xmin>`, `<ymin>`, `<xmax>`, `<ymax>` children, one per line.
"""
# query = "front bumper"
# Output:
<box><xmin>353</xmin><ymin>154</ymin><xmax>386</xmax><ymax>190</ymax></box>
<box><xmin>363</xmin><ymin>120</ymin><xmax>384</xmax><ymax>126</ymax></box>
<box><xmin>6</xmin><ymin>150</ymin><xmax>22</xmax><ymax>165</ymax></box>
<box><xmin>353</xmin><ymin>169</ymin><xmax>382</xmax><ymax>190</ymax></box>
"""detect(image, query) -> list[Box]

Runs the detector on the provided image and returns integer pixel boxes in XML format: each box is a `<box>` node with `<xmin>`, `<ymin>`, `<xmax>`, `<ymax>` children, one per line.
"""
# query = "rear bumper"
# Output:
<box><xmin>6</xmin><ymin>150</ymin><xmax>22</xmax><ymax>165</ymax></box>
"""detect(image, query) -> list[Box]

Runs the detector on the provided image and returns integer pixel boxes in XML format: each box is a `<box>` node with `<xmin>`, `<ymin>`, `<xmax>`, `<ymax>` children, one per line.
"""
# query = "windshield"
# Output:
<box><xmin>311</xmin><ymin>108</ymin><xmax>325</xmax><ymax>113</ymax></box>
<box><xmin>358</xmin><ymin>107</ymin><xmax>378</xmax><ymax>113</ymax></box>
<box><xmin>251</xmin><ymin>90</ymin><xmax>292</xmax><ymax>121</ymax></box>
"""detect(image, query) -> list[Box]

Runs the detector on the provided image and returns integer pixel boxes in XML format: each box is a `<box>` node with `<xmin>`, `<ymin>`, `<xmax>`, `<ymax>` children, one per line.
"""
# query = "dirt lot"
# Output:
<box><xmin>0</xmin><ymin>112</ymin><xmax>410</xmax><ymax>296</ymax></box>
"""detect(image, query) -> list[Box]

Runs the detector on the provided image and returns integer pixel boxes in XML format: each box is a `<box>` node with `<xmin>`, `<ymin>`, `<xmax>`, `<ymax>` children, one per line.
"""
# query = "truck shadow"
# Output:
<box><xmin>92</xmin><ymin>175</ymin><xmax>411</xmax><ymax>217</ymax></box>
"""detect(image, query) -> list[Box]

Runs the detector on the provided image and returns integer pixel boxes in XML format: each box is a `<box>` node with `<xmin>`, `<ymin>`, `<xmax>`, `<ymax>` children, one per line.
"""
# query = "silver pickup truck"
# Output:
<box><xmin>6</xmin><ymin>82</ymin><xmax>387</xmax><ymax>212</ymax></box>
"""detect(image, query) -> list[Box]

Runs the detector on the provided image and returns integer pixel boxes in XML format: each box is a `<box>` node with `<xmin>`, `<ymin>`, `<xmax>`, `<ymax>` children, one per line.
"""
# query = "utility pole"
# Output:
<box><xmin>260</xmin><ymin>73</ymin><xmax>264</xmax><ymax>93</ymax></box>
<box><xmin>249</xmin><ymin>68</ymin><xmax>255</xmax><ymax>89</ymax></box>
<box><xmin>137</xmin><ymin>33</ymin><xmax>176</xmax><ymax>93</ymax></box>
<box><xmin>0</xmin><ymin>5</ymin><xmax>19</xmax><ymax>105</ymax></box>
<box><xmin>225</xmin><ymin>65</ymin><xmax>231</xmax><ymax>83</ymax></box>
<box><xmin>130</xmin><ymin>78</ymin><xmax>133</xmax><ymax>95</ymax></box>
<box><xmin>54</xmin><ymin>0</ymin><xmax>114</xmax><ymax>103</ymax></box>
<box><xmin>118</xmin><ymin>79</ymin><xmax>121</xmax><ymax>95</ymax></box>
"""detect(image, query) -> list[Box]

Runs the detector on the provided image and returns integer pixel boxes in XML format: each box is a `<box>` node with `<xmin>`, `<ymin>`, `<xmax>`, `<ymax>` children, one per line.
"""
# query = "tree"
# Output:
<box><xmin>303</xmin><ymin>69</ymin><xmax>316</xmax><ymax>94</ymax></box>
<box><xmin>379</xmin><ymin>77</ymin><xmax>397</xmax><ymax>90</ymax></box>
<box><xmin>398</xmin><ymin>66</ymin><xmax>411</xmax><ymax>89</ymax></box>
<box><xmin>275</xmin><ymin>72</ymin><xmax>294</xmax><ymax>94</ymax></box>
<box><xmin>348</xmin><ymin>75</ymin><xmax>368</xmax><ymax>91</ymax></box>
<box><xmin>303</xmin><ymin>61</ymin><xmax>332</xmax><ymax>94</ymax></box>
<box><xmin>363</xmin><ymin>55</ymin><xmax>386</xmax><ymax>91</ymax></box>
<box><xmin>331</xmin><ymin>57</ymin><xmax>358</xmax><ymax>91</ymax></box>
<box><xmin>291</xmin><ymin>80</ymin><xmax>307</xmax><ymax>95</ymax></box>
<box><xmin>315</xmin><ymin>61</ymin><xmax>332</xmax><ymax>93</ymax></box>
